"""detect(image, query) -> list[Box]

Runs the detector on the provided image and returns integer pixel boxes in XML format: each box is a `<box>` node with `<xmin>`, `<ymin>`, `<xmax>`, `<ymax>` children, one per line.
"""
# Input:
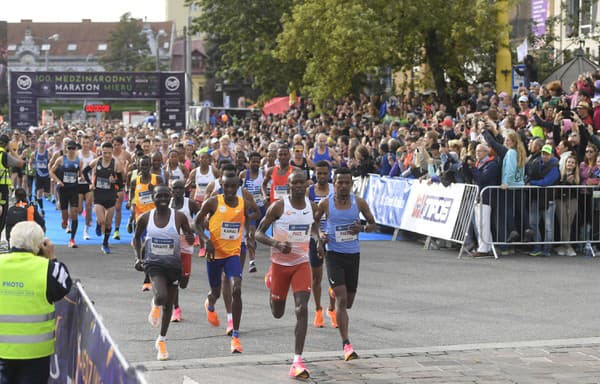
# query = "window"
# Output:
<box><xmin>97</xmin><ymin>43</ymin><xmax>107</xmax><ymax>51</ymax></box>
<box><xmin>7</xmin><ymin>45</ymin><xmax>16</xmax><ymax>51</ymax></box>
<box><xmin>41</xmin><ymin>44</ymin><xmax>50</xmax><ymax>51</ymax></box>
<box><xmin>67</xmin><ymin>44</ymin><xmax>77</xmax><ymax>51</ymax></box>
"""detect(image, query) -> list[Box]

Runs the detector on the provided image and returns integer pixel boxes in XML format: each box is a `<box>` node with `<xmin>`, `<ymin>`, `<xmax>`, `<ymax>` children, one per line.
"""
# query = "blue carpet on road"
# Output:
<box><xmin>42</xmin><ymin>198</ymin><xmax>394</xmax><ymax>246</ymax></box>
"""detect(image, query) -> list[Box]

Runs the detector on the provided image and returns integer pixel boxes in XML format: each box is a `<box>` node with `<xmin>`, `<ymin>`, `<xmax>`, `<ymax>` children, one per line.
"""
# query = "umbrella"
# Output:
<box><xmin>262</xmin><ymin>96</ymin><xmax>291</xmax><ymax>116</ymax></box>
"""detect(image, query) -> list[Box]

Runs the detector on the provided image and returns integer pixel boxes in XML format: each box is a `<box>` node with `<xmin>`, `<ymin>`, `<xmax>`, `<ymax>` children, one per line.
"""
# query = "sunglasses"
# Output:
<box><xmin>586</xmin><ymin>150</ymin><xmax>595</xmax><ymax>153</ymax></box>
<box><xmin>67</xmin><ymin>147</ymin><xmax>76</xmax><ymax>150</ymax></box>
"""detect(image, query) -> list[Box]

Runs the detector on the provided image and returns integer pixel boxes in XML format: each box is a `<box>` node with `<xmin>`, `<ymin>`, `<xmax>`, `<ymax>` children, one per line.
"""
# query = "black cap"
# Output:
<box><xmin>0</xmin><ymin>135</ymin><xmax>9</xmax><ymax>145</ymax></box>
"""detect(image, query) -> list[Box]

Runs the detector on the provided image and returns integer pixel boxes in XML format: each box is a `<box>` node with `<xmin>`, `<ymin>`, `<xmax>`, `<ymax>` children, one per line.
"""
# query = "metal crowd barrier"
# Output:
<box><xmin>471</xmin><ymin>185</ymin><xmax>600</xmax><ymax>259</ymax></box>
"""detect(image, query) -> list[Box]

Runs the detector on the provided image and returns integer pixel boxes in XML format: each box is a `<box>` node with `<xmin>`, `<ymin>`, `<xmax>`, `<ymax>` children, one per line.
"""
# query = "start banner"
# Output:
<box><xmin>400</xmin><ymin>182</ymin><xmax>466</xmax><ymax>240</ymax></box>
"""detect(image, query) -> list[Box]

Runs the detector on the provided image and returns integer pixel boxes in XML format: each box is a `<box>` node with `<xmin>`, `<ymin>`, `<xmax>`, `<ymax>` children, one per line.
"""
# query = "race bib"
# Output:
<box><xmin>151</xmin><ymin>238</ymin><xmax>175</xmax><ymax>256</ymax></box>
<box><xmin>63</xmin><ymin>171</ymin><xmax>77</xmax><ymax>184</ymax></box>
<box><xmin>252</xmin><ymin>191</ymin><xmax>264</xmax><ymax>206</ymax></box>
<box><xmin>96</xmin><ymin>177</ymin><xmax>111</xmax><ymax>189</ymax></box>
<box><xmin>196</xmin><ymin>183</ymin><xmax>208</xmax><ymax>198</ymax></box>
<box><xmin>274</xmin><ymin>185</ymin><xmax>288</xmax><ymax>200</ymax></box>
<box><xmin>288</xmin><ymin>224</ymin><xmax>310</xmax><ymax>243</ymax></box>
<box><xmin>335</xmin><ymin>224</ymin><xmax>357</xmax><ymax>242</ymax></box>
<box><xmin>220</xmin><ymin>222</ymin><xmax>241</xmax><ymax>240</ymax></box>
<box><xmin>139</xmin><ymin>190</ymin><xmax>153</xmax><ymax>205</ymax></box>
<box><xmin>36</xmin><ymin>161</ymin><xmax>47</xmax><ymax>170</ymax></box>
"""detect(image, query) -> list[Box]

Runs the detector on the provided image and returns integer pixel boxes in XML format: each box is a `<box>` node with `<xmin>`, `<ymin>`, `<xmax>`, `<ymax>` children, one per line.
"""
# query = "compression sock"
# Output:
<box><xmin>70</xmin><ymin>219</ymin><xmax>78</xmax><ymax>240</ymax></box>
<box><xmin>103</xmin><ymin>228</ymin><xmax>111</xmax><ymax>246</ymax></box>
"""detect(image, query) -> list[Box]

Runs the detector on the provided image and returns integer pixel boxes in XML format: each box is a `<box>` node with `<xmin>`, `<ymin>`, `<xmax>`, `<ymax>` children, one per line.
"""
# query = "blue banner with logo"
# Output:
<box><xmin>363</xmin><ymin>175</ymin><xmax>413</xmax><ymax>228</ymax></box>
<box><xmin>49</xmin><ymin>283</ymin><xmax>143</xmax><ymax>384</ymax></box>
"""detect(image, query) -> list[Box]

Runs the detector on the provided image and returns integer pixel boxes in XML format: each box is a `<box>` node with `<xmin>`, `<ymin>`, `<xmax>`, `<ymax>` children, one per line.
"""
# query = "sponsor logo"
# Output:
<box><xmin>16</xmin><ymin>75</ymin><xmax>32</xmax><ymax>90</ymax></box>
<box><xmin>165</xmin><ymin>76</ymin><xmax>180</xmax><ymax>92</ymax></box>
<box><xmin>302</xmin><ymin>210</ymin><xmax>310</xmax><ymax>215</ymax></box>
<box><xmin>411</xmin><ymin>194</ymin><xmax>454</xmax><ymax>224</ymax></box>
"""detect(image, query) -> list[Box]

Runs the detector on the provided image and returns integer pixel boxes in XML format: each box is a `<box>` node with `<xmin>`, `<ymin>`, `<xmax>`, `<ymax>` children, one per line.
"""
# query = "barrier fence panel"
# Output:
<box><xmin>477</xmin><ymin>185</ymin><xmax>600</xmax><ymax>258</ymax></box>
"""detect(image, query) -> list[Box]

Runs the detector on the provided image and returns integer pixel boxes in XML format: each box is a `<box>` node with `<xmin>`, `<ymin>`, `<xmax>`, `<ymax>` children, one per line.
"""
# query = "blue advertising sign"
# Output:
<box><xmin>363</xmin><ymin>175</ymin><xmax>413</xmax><ymax>229</ymax></box>
<box><xmin>512</xmin><ymin>65</ymin><xmax>526</xmax><ymax>91</ymax></box>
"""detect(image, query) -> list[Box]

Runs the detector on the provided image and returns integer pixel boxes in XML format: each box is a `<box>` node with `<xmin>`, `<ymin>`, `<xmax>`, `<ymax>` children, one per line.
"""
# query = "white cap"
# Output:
<box><xmin>518</xmin><ymin>95</ymin><xmax>528</xmax><ymax>103</ymax></box>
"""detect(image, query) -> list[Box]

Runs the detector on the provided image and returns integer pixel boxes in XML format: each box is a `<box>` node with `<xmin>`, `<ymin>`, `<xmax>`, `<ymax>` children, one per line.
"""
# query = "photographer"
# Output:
<box><xmin>0</xmin><ymin>221</ymin><xmax>72</xmax><ymax>384</ymax></box>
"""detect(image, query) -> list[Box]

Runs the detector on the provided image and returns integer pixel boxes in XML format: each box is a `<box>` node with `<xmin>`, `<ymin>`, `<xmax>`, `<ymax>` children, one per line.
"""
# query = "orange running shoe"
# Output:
<box><xmin>314</xmin><ymin>308</ymin><xmax>324</xmax><ymax>328</ymax></box>
<box><xmin>230</xmin><ymin>336</ymin><xmax>243</xmax><ymax>353</ymax></box>
<box><xmin>204</xmin><ymin>299</ymin><xmax>220</xmax><ymax>327</ymax></box>
<box><xmin>327</xmin><ymin>308</ymin><xmax>338</xmax><ymax>328</ymax></box>
<box><xmin>155</xmin><ymin>338</ymin><xmax>169</xmax><ymax>361</ymax></box>
<box><xmin>142</xmin><ymin>283</ymin><xmax>152</xmax><ymax>292</ymax></box>
<box><xmin>148</xmin><ymin>301</ymin><xmax>161</xmax><ymax>328</ymax></box>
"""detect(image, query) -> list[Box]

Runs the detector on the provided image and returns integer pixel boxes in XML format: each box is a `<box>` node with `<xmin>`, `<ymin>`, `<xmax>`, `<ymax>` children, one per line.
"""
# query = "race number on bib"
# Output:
<box><xmin>96</xmin><ymin>177</ymin><xmax>111</xmax><ymax>189</ymax></box>
<box><xmin>335</xmin><ymin>224</ymin><xmax>357</xmax><ymax>242</ymax></box>
<box><xmin>288</xmin><ymin>224</ymin><xmax>310</xmax><ymax>243</ymax></box>
<box><xmin>63</xmin><ymin>172</ymin><xmax>77</xmax><ymax>184</ymax></box>
<box><xmin>274</xmin><ymin>185</ymin><xmax>288</xmax><ymax>200</ymax></box>
<box><xmin>196</xmin><ymin>183</ymin><xmax>208</xmax><ymax>198</ymax></box>
<box><xmin>139</xmin><ymin>190</ymin><xmax>153</xmax><ymax>205</ymax></box>
<box><xmin>220</xmin><ymin>222</ymin><xmax>241</xmax><ymax>240</ymax></box>
<box><xmin>151</xmin><ymin>238</ymin><xmax>175</xmax><ymax>256</ymax></box>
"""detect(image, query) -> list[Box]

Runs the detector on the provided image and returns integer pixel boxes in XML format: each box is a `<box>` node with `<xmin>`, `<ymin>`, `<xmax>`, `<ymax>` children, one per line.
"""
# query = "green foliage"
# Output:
<box><xmin>100</xmin><ymin>13</ymin><xmax>152</xmax><ymax>72</ymax></box>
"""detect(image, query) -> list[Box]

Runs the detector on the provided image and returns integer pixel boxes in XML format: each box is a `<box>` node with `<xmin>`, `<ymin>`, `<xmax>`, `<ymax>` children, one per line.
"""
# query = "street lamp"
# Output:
<box><xmin>154</xmin><ymin>29</ymin><xmax>166</xmax><ymax>72</ymax></box>
<box><xmin>44</xmin><ymin>33</ymin><xmax>60</xmax><ymax>70</ymax></box>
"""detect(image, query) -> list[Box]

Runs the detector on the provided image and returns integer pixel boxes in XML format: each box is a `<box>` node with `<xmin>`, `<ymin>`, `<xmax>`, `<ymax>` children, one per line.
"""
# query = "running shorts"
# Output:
<box><xmin>325</xmin><ymin>251</ymin><xmax>360</xmax><ymax>293</ymax></box>
<box><xmin>269</xmin><ymin>261</ymin><xmax>311</xmax><ymax>302</ymax></box>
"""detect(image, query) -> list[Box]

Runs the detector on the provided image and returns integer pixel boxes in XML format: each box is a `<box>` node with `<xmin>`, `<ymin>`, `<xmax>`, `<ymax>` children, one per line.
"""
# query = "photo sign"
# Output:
<box><xmin>9</xmin><ymin>71</ymin><xmax>185</xmax><ymax>130</ymax></box>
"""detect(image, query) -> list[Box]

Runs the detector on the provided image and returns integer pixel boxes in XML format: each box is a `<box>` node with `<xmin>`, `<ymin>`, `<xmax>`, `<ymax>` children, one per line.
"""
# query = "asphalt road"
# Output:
<box><xmin>58</xmin><ymin>239</ymin><xmax>600</xmax><ymax>382</ymax></box>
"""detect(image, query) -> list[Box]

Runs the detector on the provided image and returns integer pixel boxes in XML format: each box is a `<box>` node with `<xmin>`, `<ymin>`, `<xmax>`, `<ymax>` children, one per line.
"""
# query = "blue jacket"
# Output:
<box><xmin>464</xmin><ymin>156</ymin><xmax>500</xmax><ymax>204</ymax></box>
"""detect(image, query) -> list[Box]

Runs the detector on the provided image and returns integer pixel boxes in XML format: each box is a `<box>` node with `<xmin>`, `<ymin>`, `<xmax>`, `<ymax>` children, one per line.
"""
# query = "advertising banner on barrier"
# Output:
<box><xmin>400</xmin><ymin>182</ymin><xmax>466</xmax><ymax>240</ymax></box>
<box><xmin>49</xmin><ymin>284</ymin><xmax>143</xmax><ymax>384</ymax></box>
<box><xmin>363</xmin><ymin>175</ymin><xmax>413</xmax><ymax>228</ymax></box>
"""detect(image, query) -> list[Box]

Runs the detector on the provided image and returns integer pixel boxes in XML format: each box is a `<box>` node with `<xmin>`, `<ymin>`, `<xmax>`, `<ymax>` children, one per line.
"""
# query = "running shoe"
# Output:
<box><xmin>343</xmin><ymin>343</ymin><xmax>358</xmax><ymax>361</ymax></box>
<box><xmin>248</xmin><ymin>260</ymin><xmax>257</xmax><ymax>273</ymax></box>
<box><xmin>314</xmin><ymin>308</ymin><xmax>324</xmax><ymax>328</ymax></box>
<box><xmin>100</xmin><ymin>245</ymin><xmax>111</xmax><ymax>254</ymax></box>
<box><xmin>204</xmin><ymin>299</ymin><xmax>220</xmax><ymax>327</ymax></box>
<box><xmin>226</xmin><ymin>318</ymin><xmax>233</xmax><ymax>336</ymax></box>
<box><xmin>142</xmin><ymin>283</ymin><xmax>152</xmax><ymax>292</ymax></box>
<box><xmin>198</xmin><ymin>247</ymin><xmax>206</xmax><ymax>257</ymax></box>
<box><xmin>148</xmin><ymin>302</ymin><xmax>161</xmax><ymax>328</ymax></box>
<box><xmin>529</xmin><ymin>249</ymin><xmax>542</xmax><ymax>257</ymax></box>
<box><xmin>61</xmin><ymin>219</ymin><xmax>67</xmax><ymax>229</ymax></box>
<box><xmin>95</xmin><ymin>223</ymin><xmax>102</xmax><ymax>237</ymax></box>
<box><xmin>68</xmin><ymin>239</ymin><xmax>78</xmax><ymax>248</ymax></box>
<box><xmin>155</xmin><ymin>339</ymin><xmax>168</xmax><ymax>361</ymax></box>
<box><xmin>230</xmin><ymin>336</ymin><xmax>243</xmax><ymax>353</ymax></box>
<box><xmin>113</xmin><ymin>230</ymin><xmax>121</xmax><ymax>240</ymax></box>
<box><xmin>327</xmin><ymin>308</ymin><xmax>338</xmax><ymax>328</ymax></box>
<box><xmin>171</xmin><ymin>307</ymin><xmax>182</xmax><ymax>322</ymax></box>
<box><xmin>264</xmin><ymin>265</ymin><xmax>272</xmax><ymax>289</ymax></box>
<box><xmin>288</xmin><ymin>360</ymin><xmax>310</xmax><ymax>379</ymax></box>
<box><xmin>83</xmin><ymin>227</ymin><xmax>90</xmax><ymax>240</ymax></box>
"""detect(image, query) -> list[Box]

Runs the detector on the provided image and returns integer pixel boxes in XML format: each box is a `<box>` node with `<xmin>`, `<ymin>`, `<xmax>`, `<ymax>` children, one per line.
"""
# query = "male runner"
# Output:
<box><xmin>195</xmin><ymin>172</ymin><xmax>253</xmax><ymax>353</ymax></box>
<box><xmin>111</xmin><ymin>136</ymin><xmax>131</xmax><ymax>240</ymax></box>
<box><xmin>133</xmin><ymin>185</ymin><xmax>194</xmax><ymax>361</ymax></box>
<box><xmin>306</xmin><ymin>160</ymin><xmax>336</xmax><ymax>328</ymax></box>
<box><xmin>240</xmin><ymin>151</ymin><xmax>265</xmax><ymax>273</ymax></box>
<box><xmin>88</xmin><ymin>142</ymin><xmax>124</xmax><ymax>254</ymax></box>
<box><xmin>31</xmin><ymin>137</ymin><xmax>50</xmax><ymax>216</ymax></box>
<box><xmin>316</xmin><ymin>167</ymin><xmax>376</xmax><ymax>361</ymax></box>
<box><xmin>255</xmin><ymin>171</ymin><xmax>322</xmax><ymax>379</ymax></box>
<box><xmin>77</xmin><ymin>135</ymin><xmax>95</xmax><ymax>240</ymax></box>
<box><xmin>262</xmin><ymin>144</ymin><xmax>300</xmax><ymax>206</ymax></box>
<box><xmin>169</xmin><ymin>179</ymin><xmax>200</xmax><ymax>322</ymax></box>
<box><xmin>49</xmin><ymin>141</ymin><xmax>82</xmax><ymax>248</ymax></box>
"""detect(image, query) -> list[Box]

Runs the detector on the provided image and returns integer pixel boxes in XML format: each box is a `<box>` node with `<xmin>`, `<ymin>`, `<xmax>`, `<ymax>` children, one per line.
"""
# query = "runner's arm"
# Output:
<box><xmin>132</xmin><ymin>212</ymin><xmax>150</xmax><ymax>260</ymax></box>
<box><xmin>255</xmin><ymin>200</ymin><xmax>290</xmax><ymax>253</ymax></box>
<box><xmin>356</xmin><ymin>197</ymin><xmax>376</xmax><ymax>232</ymax></box>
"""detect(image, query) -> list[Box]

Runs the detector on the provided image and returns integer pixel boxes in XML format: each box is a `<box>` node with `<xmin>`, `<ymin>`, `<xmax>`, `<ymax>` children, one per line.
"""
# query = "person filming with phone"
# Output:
<box><xmin>0</xmin><ymin>221</ymin><xmax>72</xmax><ymax>384</ymax></box>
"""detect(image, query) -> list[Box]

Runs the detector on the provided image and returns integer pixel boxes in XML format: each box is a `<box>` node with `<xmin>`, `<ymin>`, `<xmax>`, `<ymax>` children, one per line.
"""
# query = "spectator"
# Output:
<box><xmin>5</xmin><ymin>188</ymin><xmax>45</xmax><ymax>246</ymax></box>
<box><xmin>556</xmin><ymin>155</ymin><xmax>579</xmax><ymax>256</ymax></box>
<box><xmin>349</xmin><ymin>145</ymin><xmax>376</xmax><ymax>178</ymax></box>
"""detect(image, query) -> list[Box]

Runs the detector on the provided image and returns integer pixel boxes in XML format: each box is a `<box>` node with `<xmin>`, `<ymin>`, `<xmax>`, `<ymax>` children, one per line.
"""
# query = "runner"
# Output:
<box><xmin>195</xmin><ymin>172</ymin><xmax>253</xmax><ymax>353</ymax></box>
<box><xmin>132</xmin><ymin>184</ymin><xmax>195</xmax><ymax>361</ymax></box>
<box><xmin>31</xmin><ymin>137</ymin><xmax>50</xmax><ymax>216</ymax></box>
<box><xmin>306</xmin><ymin>160</ymin><xmax>336</xmax><ymax>328</ymax></box>
<box><xmin>49</xmin><ymin>141</ymin><xmax>82</xmax><ymax>248</ymax></box>
<box><xmin>129</xmin><ymin>156</ymin><xmax>163</xmax><ymax>291</ymax></box>
<box><xmin>239</xmin><ymin>151</ymin><xmax>265</xmax><ymax>273</ymax></box>
<box><xmin>88</xmin><ymin>142</ymin><xmax>125</xmax><ymax>254</ymax></box>
<box><xmin>164</xmin><ymin>150</ymin><xmax>189</xmax><ymax>184</ymax></box>
<box><xmin>111</xmin><ymin>136</ymin><xmax>132</xmax><ymax>241</ymax></box>
<box><xmin>255</xmin><ymin>171</ymin><xmax>322</xmax><ymax>379</ymax></box>
<box><xmin>316</xmin><ymin>166</ymin><xmax>376</xmax><ymax>361</ymax></box>
<box><xmin>169</xmin><ymin>179</ymin><xmax>200</xmax><ymax>322</ymax></box>
<box><xmin>262</xmin><ymin>144</ymin><xmax>300</xmax><ymax>205</ymax></box>
<box><xmin>77</xmin><ymin>135</ymin><xmax>95</xmax><ymax>240</ymax></box>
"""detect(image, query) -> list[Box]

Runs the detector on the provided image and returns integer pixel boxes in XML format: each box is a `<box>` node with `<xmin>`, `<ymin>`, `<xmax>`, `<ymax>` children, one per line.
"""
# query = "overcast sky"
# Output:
<box><xmin>3</xmin><ymin>0</ymin><xmax>166</xmax><ymax>22</ymax></box>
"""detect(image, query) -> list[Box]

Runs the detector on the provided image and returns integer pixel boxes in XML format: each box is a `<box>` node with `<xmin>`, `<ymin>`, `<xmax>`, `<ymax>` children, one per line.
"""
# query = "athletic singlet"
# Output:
<box><xmin>271</xmin><ymin>196</ymin><xmax>312</xmax><ymax>266</ymax></box>
<box><xmin>134</xmin><ymin>174</ymin><xmax>158</xmax><ymax>219</ymax></box>
<box><xmin>61</xmin><ymin>156</ymin><xmax>80</xmax><ymax>189</ymax></box>
<box><xmin>194</xmin><ymin>165</ymin><xmax>216</xmax><ymax>202</ymax></box>
<box><xmin>170</xmin><ymin>197</ymin><xmax>194</xmax><ymax>254</ymax></box>
<box><xmin>208</xmin><ymin>195</ymin><xmax>245</xmax><ymax>259</ymax></box>
<box><xmin>144</xmin><ymin>208</ymin><xmax>181</xmax><ymax>270</ymax></box>
<box><xmin>34</xmin><ymin>150</ymin><xmax>49</xmax><ymax>177</ymax></box>
<box><xmin>244</xmin><ymin>169</ymin><xmax>265</xmax><ymax>207</ymax></box>
<box><xmin>313</xmin><ymin>146</ymin><xmax>332</xmax><ymax>164</ymax></box>
<box><xmin>93</xmin><ymin>158</ymin><xmax>117</xmax><ymax>200</ymax></box>
<box><xmin>78</xmin><ymin>150</ymin><xmax>95</xmax><ymax>185</ymax></box>
<box><xmin>166</xmin><ymin>164</ymin><xmax>185</xmax><ymax>182</ymax></box>
<box><xmin>308</xmin><ymin>183</ymin><xmax>332</xmax><ymax>232</ymax></box>
<box><xmin>217</xmin><ymin>151</ymin><xmax>233</xmax><ymax>166</ymax></box>
<box><xmin>269</xmin><ymin>165</ymin><xmax>292</xmax><ymax>203</ymax></box>
<box><xmin>325</xmin><ymin>194</ymin><xmax>360</xmax><ymax>254</ymax></box>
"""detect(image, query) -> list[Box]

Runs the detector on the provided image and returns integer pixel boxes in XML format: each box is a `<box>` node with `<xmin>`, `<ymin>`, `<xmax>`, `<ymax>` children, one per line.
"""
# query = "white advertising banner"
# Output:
<box><xmin>400</xmin><ymin>182</ymin><xmax>466</xmax><ymax>240</ymax></box>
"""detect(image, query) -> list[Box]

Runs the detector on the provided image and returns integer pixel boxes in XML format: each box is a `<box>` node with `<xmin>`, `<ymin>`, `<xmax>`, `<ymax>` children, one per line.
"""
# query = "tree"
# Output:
<box><xmin>100</xmin><ymin>13</ymin><xmax>151</xmax><ymax>71</ymax></box>
<box><xmin>187</xmin><ymin>0</ymin><xmax>304</xmax><ymax>100</ymax></box>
